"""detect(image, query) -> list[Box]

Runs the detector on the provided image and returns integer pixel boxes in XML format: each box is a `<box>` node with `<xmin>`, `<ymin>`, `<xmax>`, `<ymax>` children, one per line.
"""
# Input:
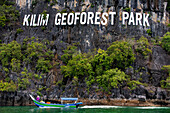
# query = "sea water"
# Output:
<box><xmin>0</xmin><ymin>106</ymin><xmax>170</xmax><ymax>113</ymax></box>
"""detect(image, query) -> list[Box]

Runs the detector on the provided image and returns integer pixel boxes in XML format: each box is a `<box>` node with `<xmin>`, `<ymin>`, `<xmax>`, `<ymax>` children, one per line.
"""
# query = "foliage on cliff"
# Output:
<box><xmin>0</xmin><ymin>33</ymin><xmax>169</xmax><ymax>95</ymax></box>
<box><xmin>61</xmin><ymin>40</ymin><xmax>136</xmax><ymax>92</ymax></box>
<box><xmin>161</xmin><ymin>32</ymin><xmax>170</xmax><ymax>54</ymax></box>
<box><xmin>97</xmin><ymin>68</ymin><xmax>127</xmax><ymax>92</ymax></box>
<box><xmin>0</xmin><ymin>80</ymin><xmax>16</xmax><ymax>92</ymax></box>
<box><xmin>0</xmin><ymin>3</ymin><xmax>19</xmax><ymax>27</ymax></box>
<box><xmin>0</xmin><ymin>38</ymin><xmax>54</xmax><ymax>91</ymax></box>
<box><xmin>135</xmin><ymin>36</ymin><xmax>152</xmax><ymax>57</ymax></box>
<box><xmin>161</xmin><ymin>65</ymin><xmax>170</xmax><ymax>89</ymax></box>
<box><xmin>107</xmin><ymin>41</ymin><xmax>135</xmax><ymax>69</ymax></box>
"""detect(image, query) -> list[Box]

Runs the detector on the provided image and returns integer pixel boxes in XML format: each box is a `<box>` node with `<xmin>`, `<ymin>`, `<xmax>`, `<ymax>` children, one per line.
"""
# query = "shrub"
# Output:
<box><xmin>0</xmin><ymin>38</ymin><xmax>54</xmax><ymax>91</ymax></box>
<box><xmin>96</xmin><ymin>68</ymin><xmax>127</xmax><ymax>92</ymax></box>
<box><xmin>16</xmin><ymin>28</ymin><xmax>23</xmax><ymax>34</ymax></box>
<box><xmin>41</xmin><ymin>26</ymin><xmax>46</xmax><ymax>31</ymax></box>
<box><xmin>0</xmin><ymin>4</ymin><xmax>19</xmax><ymax>27</ymax></box>
<box><xmin>24</xmin><ymin>39</ymin><xmax>53</xmax><ymax>73</ymax></box>
<box><xmin>135</xmin><ymin>36</ymin><xmax>152</xmax><ymax>56</ymax></box>
<box><xmin>0</xmin><ymin>15</ymin><xmax>6</xmax><ymax>27</ymax></box>
<box><xmin>168</xmin><ymin>24</ymin><xmax>170</xmax><ymax>27</ymax></box>
<box><xmin>60</xmin><ymin>9</ymin><xmax>67</xmax><ymax>14</ymax></box>
<box><xmin>91</xmin><ymin>4</ymin><xmax>94</xmax><ymax>8</ymax></box>
<box><xmin>41</xmin><ymin>10</ymin><xmax>48</xmax><ymax>20</ymax></box>
<box><xmin>161</xmin><ymin>32</ymin><xmax>170</xmax><ymax>54</ymax></box>
<box><xmin>37</xmin><ymin>90</ymin><xmax>42</xmax><ymax>96</ymax></box>
<box><xmin>61</xmin><ymin>42</ymin><xmax>136</xmax><ymax>90</ymax></box>
<box><xmin>162</xmin><ymin>65</ymin><xmax>170</xmax><ymax>73</ymax></box>
<box><xmin>61</xmin><ymin>45</ymin><xmax>77</xmax><ymax>64</ymax></box>
<box><xmin>0</xmin><ymin>80</ymin><xmax>17</xmax><ymax>92</ymax></box>
<box><xmin>107</xmin><ymin>40</ymin><xmax>135</xmax><ymax>69</ymax></box>
<box><xmin>10</xmin><ymin>58</ymin><xmax>21</xmax><ymax>72</ymax></box>
<box><xmin>147</xmin><ymin>29</ymin><xmax>152</xmax><ymax>36</ymax></box>
<box><xmin>123</xmin><ymin>7</ymin><xmax>131</xmax><ymax>12</ymax></box>
<box><xmin>45</xmin><ymin>0</ymin><xmax>50</xmax><ymax>2</ymax></box>
<box><xmin>32</xmin><ymin>0</ymin><xmax>38</xmax><ymax>8</ymax></box>
<box><xmin>50</xmin><ymin>3</ymin><xmax>55</xmax><ymax>6</ymax></box>
<box><xmin>161</xmin><ymin>65</ymin><xmax>170</xmax><ymax>89</ymax></box>
<box><xmin>0</xmin><ymin>0</ymin><xmax>15</xmax><ymax>6</ymax></box>
<box><xmin>128</xmin><ymin>80</ymin><xmax>147</xmax><ymax>90</ymax></box>
<box><xmin>91</xmin><ymin>49</ymin><xmax>111</xmax><ymax>76</ymax></box>
<box><xmin>0</xmin><ymin>41</ymin><xmax>22</xmax><ymax>67</ymax></box>
<box><xmin>61</xmin><ymin>53</ymin><xmax>94</xmax><ymax>80</ymax></box>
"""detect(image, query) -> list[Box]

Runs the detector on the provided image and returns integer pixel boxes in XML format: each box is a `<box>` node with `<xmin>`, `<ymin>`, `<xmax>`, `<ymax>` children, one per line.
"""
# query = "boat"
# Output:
<box><xmin>29</xmin><ymin>94</ymin><xmax>83</xmax><ymax>108</ymax></box>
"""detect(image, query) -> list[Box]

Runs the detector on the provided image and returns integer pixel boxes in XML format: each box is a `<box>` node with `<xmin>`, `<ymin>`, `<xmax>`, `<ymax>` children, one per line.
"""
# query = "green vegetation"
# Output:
<box><xmin>91</xmin><ymin>49</ymin><xmax>111</xmax><ymax>78</ymax></box>
<box><xmin>61</xmin><ymin>53</ymin><xmax>93</xmax><ymax>79</ymax></box>
<box><xmin>0</xmin><ymin>0</ymin><xmax>15</xmax><ymax>5</ymax></box>
<box><xmin>61</xmin><ymin>40</ymin><xmax>136</xmax><ymax>92</ymax></box>
<box><xmin>0</xmin><ymin>31</ymin><xmax>168</xmax><ymax>93</ymax></box>
<box><xmin>0</xmin><ymin>37</ymin><xmax>54</xmax><ymax>91</ymax></box>
<box><xmin>60</xmin><ymin>9</ymin><xmax>67</xmax><ymax>14</ymax></box>
<box><xmin>45</xmin><ymin>0</ymin><xmax>51</xmax><ymax>2</ymax></box>
<box><xmin>37</xmin><ymin>90</ymin><xmax>42</xmax><ymax>96</ymax></box>
<box><xmin>128</xmin><ymin>80</ymin><xmax>147</xmax><ymax>90</ymax></box>
<box><xmin>0</xmin><ymin>80</ymin><xmax>17</xmax><ymax>92</ymax></box>
<box><xmin>0</xmin><ymin>41</ymin><xmax>22</xmax><ymax>67</ymax></box>
<box><xmin>97</xmin><ymin>68</ymin><xmax>127</xmax><ymax>91</ymax></box>
<box><xmin>41</xmin><ymin>10</ymin><xmax>48</xmax><ymax>20</ymax></box>
<box><xmin>49</xmin><ymin>0</ymin><xmax>58</xmax><ymax>6</ymax></box>
<box><xmin>151</xmin><ymin>36</ymin><xmax>161</xmax><ymax>46</ymax></box>
<box><xmin>161</xmin><ymin>32</ymin><xmax>170</xmax><ymax>54</ymax></box>
<box><xmin>107</xmin><ymin>41</ymin><xmax>135</xmax><ymax>69</ymax></box>
<box><xmin>23</xmin><ymin>38</ymin><xmax>53</xmax><ymax>73</ymax></box>
<box><xmin>50</xmin><ymin>3</ymin><xmax>55</xmax><ymax>6</ymax></box>
<box><xmin>41</xmin><ymin>26</ymin><xmax>46</xmax><ymax>31</ymax></box>
<box><xmin>147</xmin><ymin>29</ymin><xmax>152</xmax><ymax>36</ymax></box>
<box><xmin>168</xmin><ymin>23</ymin><xmax>170</xmax><ymax>27</ymax></box>
<box><xmin>16</xmin><ymin>28</ymin><xmax>23</xmax><ymax>34</ymax></box>
<box><xmin>61</xmin><ymin>45</ymin><xmax>78</xmax><ymax>64</ymax></box>
<box><xmin>135</xmin><ymin>36</ymin><xmax>152</xmax><ymax>57</ymax></box>
<box><xmin>161</xmin><ymin>65</ymin><xmax>170</xmax><ymax>89</ymax></box>
<box><xmin>32</xmin><ymin>0</ymin><xmax>38</xmax><ymax>8</ymax></box>
<box><xmin>0</xmin><ymin>4</ymin><xmax>19</xmax><ymax>27</ymax></box>
<box><xmin>123</xmin><ymin>7</ymin><xmax>131</xmax><ymax>12</ymax></box>
<box><xmin>91</xmin><ymin>4</ymin><xmax>94</xmax><ymax>8</ymax></box>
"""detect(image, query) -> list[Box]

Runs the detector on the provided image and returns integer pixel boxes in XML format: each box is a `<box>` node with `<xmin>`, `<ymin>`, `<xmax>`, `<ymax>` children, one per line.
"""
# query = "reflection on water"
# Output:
<box><xmin>0</xmin><ymin>106</ymin><xmax>170</xmax><ymax>113</ymax></box>
<box><xmin>29</xmin><ymin>107</ymin><xmax>78</xmax><ymax>113</ymax></box>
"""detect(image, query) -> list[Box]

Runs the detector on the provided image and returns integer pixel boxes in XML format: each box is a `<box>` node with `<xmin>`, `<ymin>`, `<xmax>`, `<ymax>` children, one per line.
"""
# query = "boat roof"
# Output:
<box><xmin>61</xmin><ymin>98</ymin><xmax>78</xmax><ymax>101</ymax></box>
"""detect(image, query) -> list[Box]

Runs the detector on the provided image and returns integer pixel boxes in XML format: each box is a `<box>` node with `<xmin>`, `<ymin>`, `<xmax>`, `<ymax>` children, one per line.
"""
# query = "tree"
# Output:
<box><xmin>0</xmin><ymin>41</ymin><xmax>22</xmax><ymax>67</ymax></box>
<box><xmin>97</xmin><ymin>68</ymin><xmax>127</xmax><ymax>92</ymax></box>
<box><xmin>91</xmin><ymin>49</ymin><xmax>111</xmax><ymax>77</ymax></box>
<box><xmin>61</xmin><ymin>45</ymin><xmax>77</xmax><ymax>64</ymax></box>
<box><xmin>161</xmin><ymin>32</ymin><xmax>170</xmax><ymax>54</ymax></box>
<box><xmin>0</xmin><ymin>4</ymin><xmax>19</xmax><ymax>27</ymax></box>
<box><xmin>107</xmin><ymin>40</ymin><xmax>135</xmax><ymax>69</ymax></box>
<box><xmin>135</xmin><ymin>36</ymin><xmax>152</xmax><ymax>57</ymax></box>
<box><xmin>61</xmin><ymin>53</ymin><xmax>94</xmax><ymax>80</ymax></box>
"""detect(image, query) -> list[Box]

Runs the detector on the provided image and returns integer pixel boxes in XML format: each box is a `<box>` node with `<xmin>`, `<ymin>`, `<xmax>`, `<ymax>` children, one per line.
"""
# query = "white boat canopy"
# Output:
<box><xmin>61</xmin><ymin>98</ymin><xmax>78</xmax><ymax>101</ymax></box>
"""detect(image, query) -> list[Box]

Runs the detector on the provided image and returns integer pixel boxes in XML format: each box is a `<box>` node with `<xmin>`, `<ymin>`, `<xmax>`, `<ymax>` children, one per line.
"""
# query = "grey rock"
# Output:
<box><xmin>137</xmin><ymin>95</ymin><xmax>146</xmax><ymax>102</ymax></box>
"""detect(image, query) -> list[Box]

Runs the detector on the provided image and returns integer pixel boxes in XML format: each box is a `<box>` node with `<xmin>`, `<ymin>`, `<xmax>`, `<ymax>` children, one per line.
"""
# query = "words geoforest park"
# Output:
<box><xmin>23</xmin><ymin>12</ymin><xmax>150</xmax><ymax>27</ymax></box>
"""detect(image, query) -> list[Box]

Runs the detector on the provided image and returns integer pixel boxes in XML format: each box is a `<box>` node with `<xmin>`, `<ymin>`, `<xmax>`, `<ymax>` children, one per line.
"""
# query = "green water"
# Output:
<box><xmin>0</xmin><ymin>106</ymin><xmax>170</xmax><ymax>113</ymax></box>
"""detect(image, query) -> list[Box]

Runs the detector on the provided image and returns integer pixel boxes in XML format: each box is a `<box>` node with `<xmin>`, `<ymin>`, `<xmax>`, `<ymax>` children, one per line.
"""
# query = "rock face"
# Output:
<box><xmin>1</xmin><ymin>0</ymin><xmax>168</xmax><ymax>52</ymax></box>
<box><xmin>150</xmin><ymin>46</ymin><xmax>170</xmax><ymax>70</ymax></box>
<box><xmin>0</xmin><ymin>91</ymin><xmax>170</xmax><ymax>107</ymax></box>
<box><xmin>16</xmin><ymin>0</ymin><xmax>32</xmax><ymax>9</ymax></box>
<box><xmin>0</xmin><ymin>91</ymin><xmax>34</xmax><ymax>106</ymax></box>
